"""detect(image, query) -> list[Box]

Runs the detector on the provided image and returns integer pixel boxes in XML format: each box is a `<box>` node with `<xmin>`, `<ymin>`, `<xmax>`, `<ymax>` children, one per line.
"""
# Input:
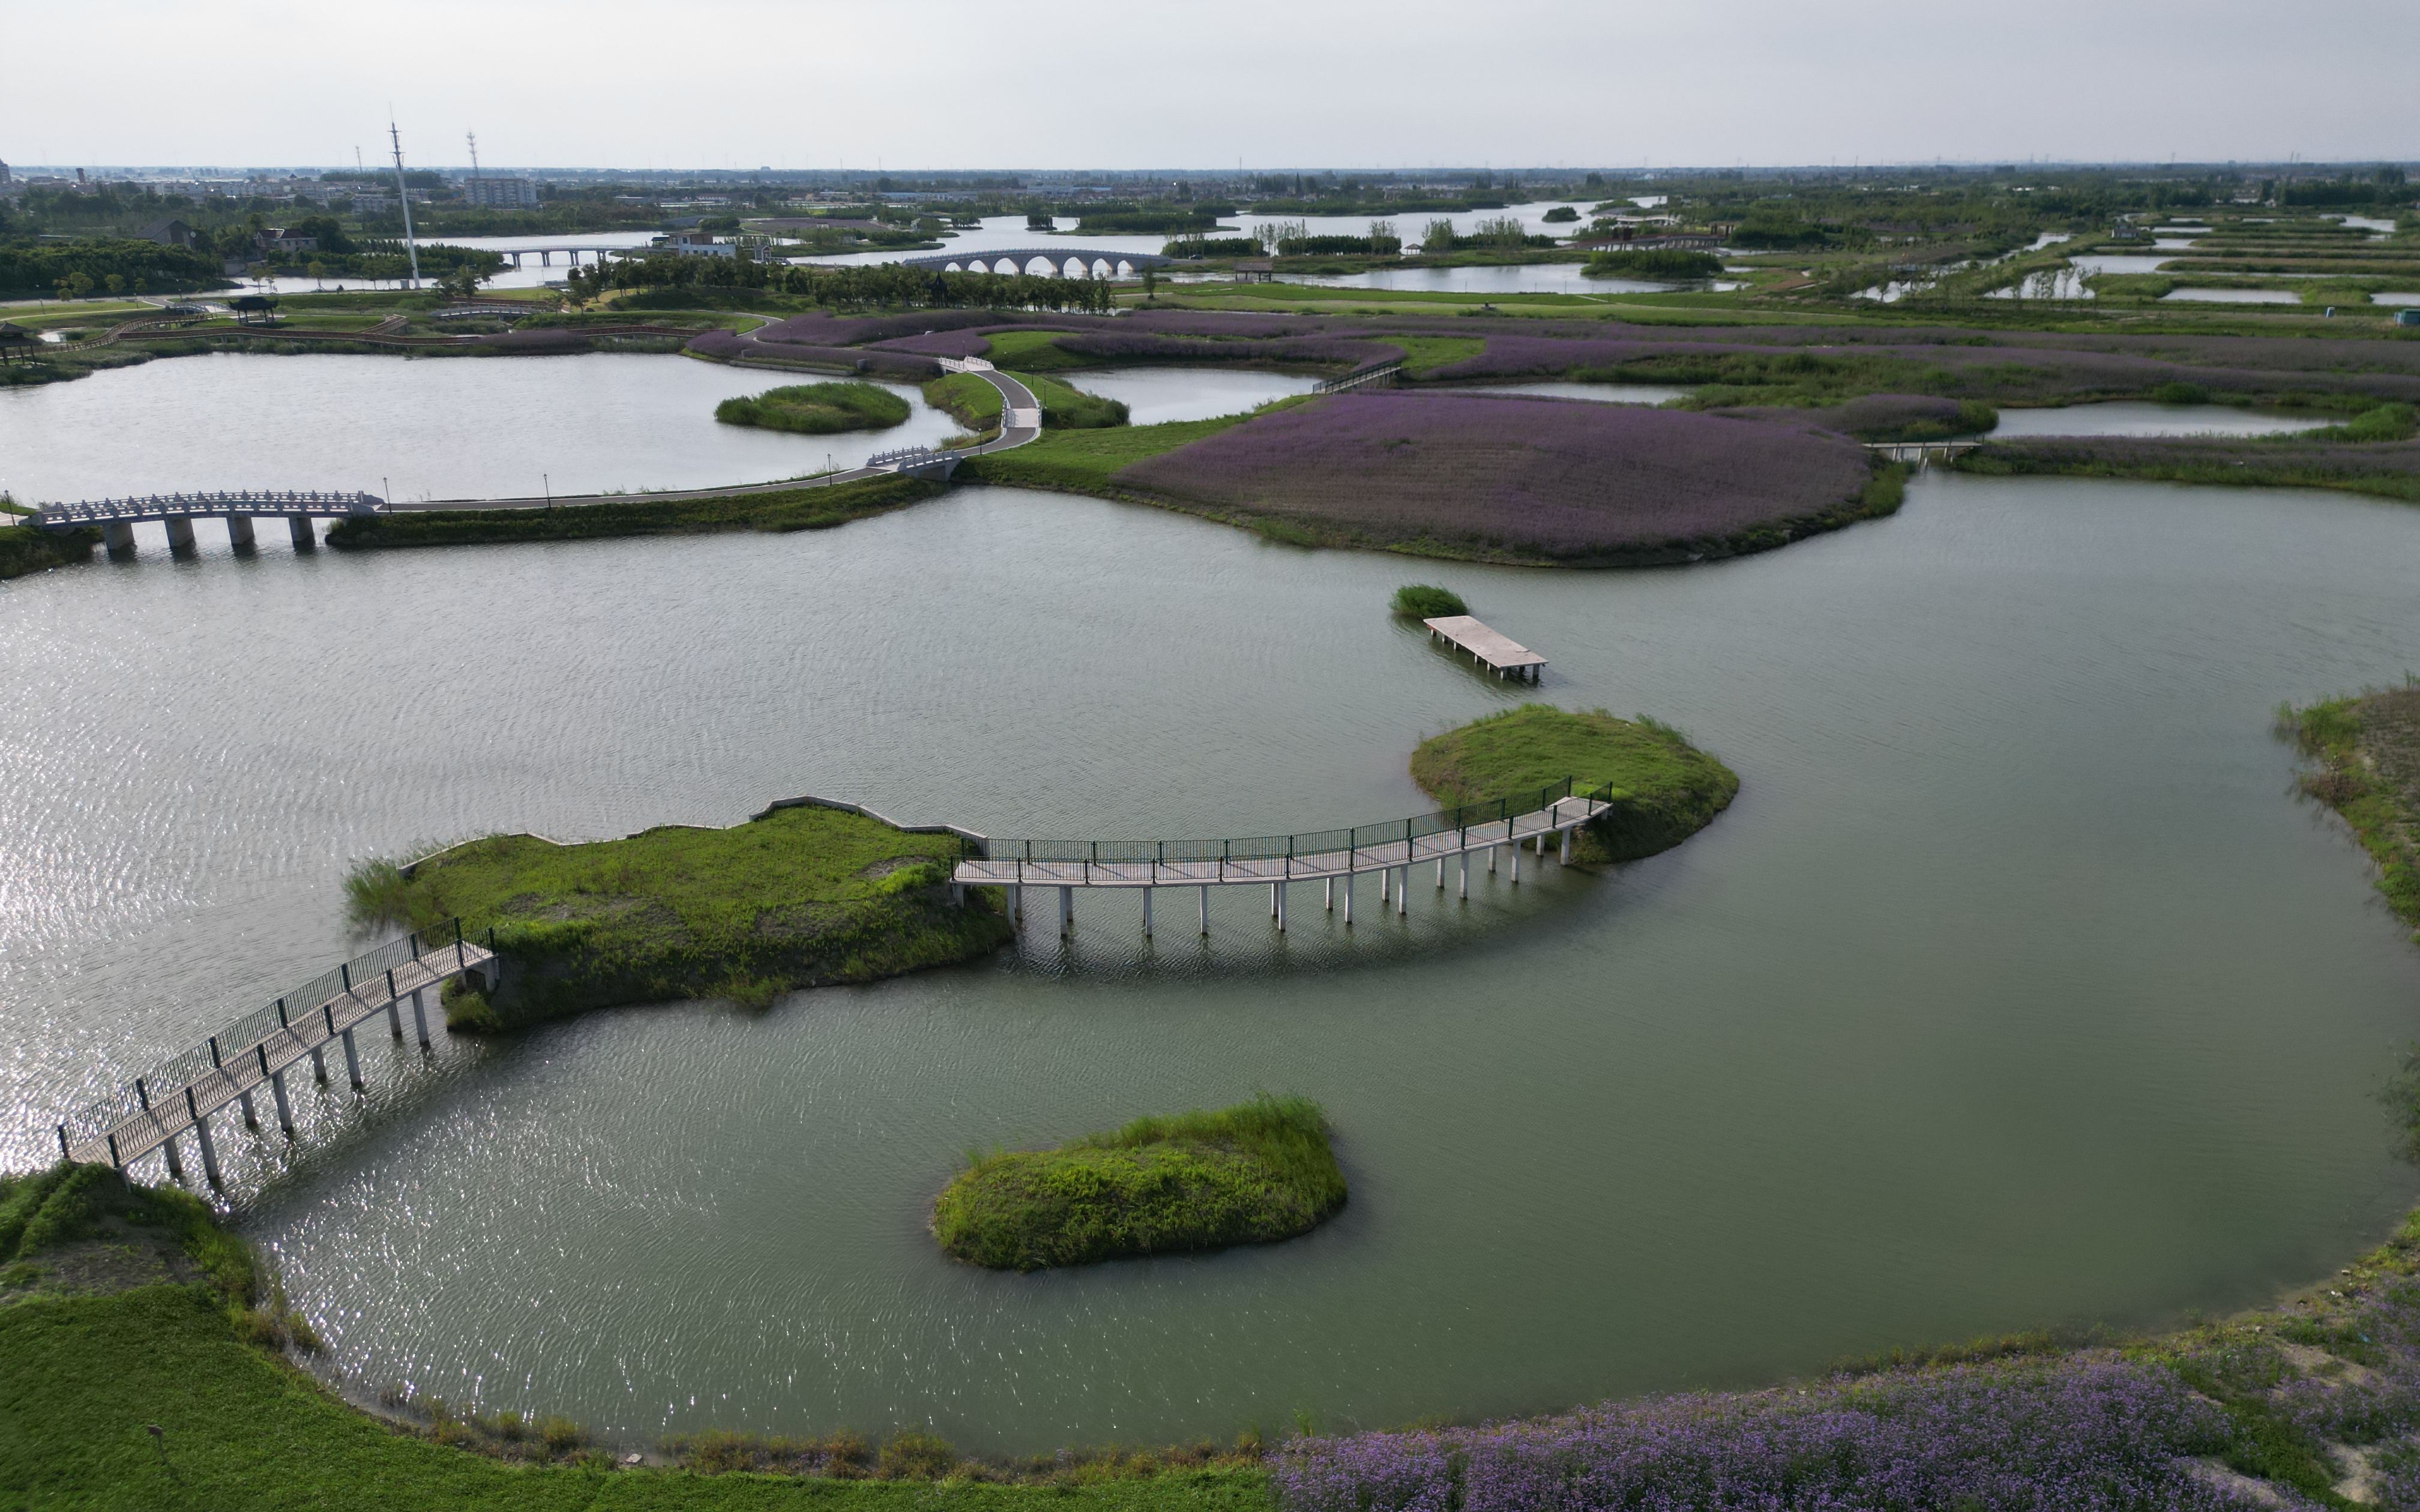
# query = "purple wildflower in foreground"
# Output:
<box><xmin>1116</xmin><ymin>392</ymin><xmax>1873</xmax><ymax>562</ymax></box>
<box><xmin>1274</xmin><ymin>1357</ymin><xmax>2274</xmax><ymax>1512</ymax></box>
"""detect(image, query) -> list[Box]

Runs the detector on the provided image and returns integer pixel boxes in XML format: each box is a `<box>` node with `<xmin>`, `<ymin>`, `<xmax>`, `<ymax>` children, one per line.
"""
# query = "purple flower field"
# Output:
<box><xmin>1050</xmin><ymin>330</ymin><xmax>1404</xmax><ymax>374</ymax></box>
<box><xmin>1114</xmin><ymin>392</ymin><xmax>1877</xmax><ymax>564</ymax></box>
<box><xmin>1272</xmin><ymin>1357</ymin><xmax>2272</xmax><ymax>1512</ymax></box>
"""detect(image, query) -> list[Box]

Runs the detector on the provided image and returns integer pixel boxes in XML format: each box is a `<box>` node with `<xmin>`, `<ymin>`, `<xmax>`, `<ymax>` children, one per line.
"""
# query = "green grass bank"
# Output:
<box><xmin>1410</xmin><ymin>704</ymin><xmax>1740</xmax><ymax>863</ymax></box>
<box><xmin>346</xmin><ymin>802</ymin><xmax>1011</xmax><ymax>1030</ymax></box>
<box><xmin>2284</xmin><ymin>685</ymin><xmax>2420</xmax><ymax>934</ymax></box>
<box><xmin>0</xmin><ymin>523</ymin><xmax>97</xmax><ymax>580</ymax></box>
<box><xmin>932</xmin><ymin>1096</ymin><xmax>1347</xmax><ymax>1271</ymax></box>
<box><xmin>0</xmin><ymin>1163</ymin><xmax>1266</xmax><ymax>1510</ymax></box>
<box><xmin>327</xmin><ymin>475</ymin><xmax>945</xmax><ymax>551</ymax></box>
<box><xmin>714</xmin><ymin>381</ymin><xmax>909</xmax><ymax>435</ymax></box>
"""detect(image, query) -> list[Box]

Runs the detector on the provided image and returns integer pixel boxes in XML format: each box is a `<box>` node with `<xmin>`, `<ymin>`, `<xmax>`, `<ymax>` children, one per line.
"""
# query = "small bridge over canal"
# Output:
<box><xmin>55</xmin><ymin>924</ymin><xmax>498</xmax><ymax>1187</ymax></box>
<box><xmin>900</xmin><ymin>247</ymin><xmax>1173</xmax><ymax>279</ymax></box>
<box><xmin>955</xmin><ymin>779</ymin><xmax>1619</xmax><ymax>937</ymax></box>
<box><xmin>34</xmin><ymin>490</ymin><xmax>384</xmax><ymax>551</ymax></box>
<box><xmin>1866</xmin><ymin>440</ymin><xmax>1985</xmax><ymax>467</ymax></box>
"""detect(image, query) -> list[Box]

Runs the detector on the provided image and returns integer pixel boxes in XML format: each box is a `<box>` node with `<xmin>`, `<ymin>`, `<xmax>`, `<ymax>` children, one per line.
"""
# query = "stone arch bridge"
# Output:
<box><xmin>897</xmin><ymin>248</ymin><xmax>1174</xmax><ymax>280</ymax></box>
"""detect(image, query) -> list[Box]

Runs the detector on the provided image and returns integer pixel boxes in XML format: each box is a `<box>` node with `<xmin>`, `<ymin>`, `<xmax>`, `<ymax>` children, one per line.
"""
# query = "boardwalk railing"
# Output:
<box><xmin>1314</xmin><ymin>361</ymin><xmax>1403</xmax><ymax>395</ymax></box>
<box><xmin>36</xmin><ymin>490</ymin><xmax>385</xmax><ymax>527</ymax></box>
<box><xmin>55</xmin><ymin>922</ymin><xmax>498</xmax><ymax>1181</ymax></box>
<box><xmin>969</xmin><ymin>777</ymin><xmax>1615</xmax><ymax>870</ymax></box>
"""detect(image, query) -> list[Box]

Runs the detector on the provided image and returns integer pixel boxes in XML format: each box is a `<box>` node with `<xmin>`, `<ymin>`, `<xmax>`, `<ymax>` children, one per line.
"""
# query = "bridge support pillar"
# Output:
<box><xmin>1489</xmin><ymin>843</ymin><xmax>1498</xmax><ymax>874</ymax></box>
<box><xmin>1197</xmin><ymin>885</ymin><xmax>1209</xmax><ymax>936</ymax></box>
<box><xmin>1396</xmin><ymin>868</ymin><xmax>1407</xmax><ymax>915</ymax></box>
<box><xmin>412</xmin><ymin>988</ymin><xmax>432</xmax><ymax>1046</ymax></box>
<box><xmin>1142</xmin><ymin>887</ymin><xmax>1152</xmax><ymax>937</ymax></box>
<box><xmin>340</xmin><ymin>1026</ymin><xmax>363</xmax><ymax>1090</ymax></box>
<box><xmin>1275</xmin><ymin>882</ymin><xmax>1286</xmax><ymax>932</ymax></box>
<box><xmin>1007</xmin><ymin>884</ymin><xmax>1022</xmax><ymax>922</ymax></box>
<box><xmin>289</xmin><ymin>515</ymin><xmax>316</xmax><ymax>548</ymax></box>
<box><xmin>1324</xmin><ymin>877</ymin><xmax>1333</xmax><ymax>911</ymax></box>
<box><xmin>270</xmin><ymin>1068</ymin><xmax>295</xmax><ymax>1137</ymax></box>
<box><xmin>164</xmin><ymin>516</ymin><xmax>197</xmax><ymax>553</ymax></box>
<box><xmin>1343</xmin><ymin>872</ymin><xmax>1353</xmax><ymax>926</ymax></box>
<box><xmin>1510</xmin><ymin>842</ymin><xmax>1521</xmax><ymax>885</ymax></box>
<box><xmin>101</xmin><ymin>520</ymin><xmax>136</xmax><ymax>554</ymax></box>
<box><xmin>1436</xmin><ymin>858</ymin><xmax>1445</xmax><ymax>889</ymax></box>
<box><xmin>309</xmin><ymin>1043</ymin><xmax>327</xmax><ymax>1082</ymax></box>
<box><xmin>226</xmin><ymin>514</ymin><xmax>256</xmax><ymax>550</ymax></box>
<box><xmin>1058</xmin><ymin>886</ymin><xmax>1073</xmax><ymax>937</ymax></box>
<box><xmin>386</xmin><ymin>997</ymin><xmax>403</xmax><ymax>1037</ymax></box>
<box><xmin>160</xmin><ymin>1132</ymin><xmax>185</xmax><ymax>1182</ymax></box>
<box><xmin>1459</xmin><ymin>850</ymin><xmax>1469</xmax><ymax>899</ymax></box>
<box><xmin>1379</xmin><ymin>868</ymin><xmax>1389</xmax><ymax>905</ymax></box>
<box><xmin>191</xmin><ymin>1108</ymin><xmax>223</xmax><ymax>1189</ymax></box>
<box><xmin>236</xmin><ymin>1087</ymin><xmax>258</xmax><ymax>1130</ymax></box>
<box><xmin>1560</xmin><ymin>829</ymin><xmax>1572</xmax><ymax>865</ymax></box>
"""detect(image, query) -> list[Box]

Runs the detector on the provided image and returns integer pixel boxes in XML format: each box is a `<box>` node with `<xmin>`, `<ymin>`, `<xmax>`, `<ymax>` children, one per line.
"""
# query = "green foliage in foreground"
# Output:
<box><xmin>1390</xmin><ymin>583</ymin><xmax>1467</xmax><ymax>618</ymax></box>
<box><xmin>1410</xmin><ymin>704</ymin><xmax>1741</xmax><ymax>864</ymax></box>
<box><xmin>327</xmin><ymin>475</ymin><xmax>946</xmax><ymax>551</ymax></box>
<box><xmin>715</xmin><ymin>382</ymin><xmax>910</xmax><ymax>435</ymax></box>
<box><xmin>932</xmin><ymin>1096</ymin><xmax>1346</xmax><ymax>1271</ymax></box>
<box><xmin>350</xmin><ymin>803</ymin><xmax>1013</xmax><ymax>1029</ymax></box>
<box><xmin>0</xmin><ymin>524</ymin><xmax>97</xmax><ymax>580</ymax></box>
<box><xmin>0</xmin><ymin>1284</ymin><xmax>1267</xmax><ymax>1511</ymax></box>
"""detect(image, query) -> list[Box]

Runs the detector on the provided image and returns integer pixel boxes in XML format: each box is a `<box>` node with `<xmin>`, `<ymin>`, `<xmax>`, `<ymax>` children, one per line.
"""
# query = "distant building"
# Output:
<box><xmin>1232</xmin><ymin>258</ymin><xmax>1274</xmax><ymax>283</ymax></box>
<box><xmin>651</xmin><ymin>231</ymin><xmax>736</xmax><ymax>259</ymax></box>
<box><xmin>137</xmin><ymin>218</ymin><xmax>197</xmax><ymax>248</ymax></box>
<box><xmin>463</xmin><ymin>177</ymin><xmax>541</xmax><ymax>209</ymax></box>
<box><xmin>349</xmin><ymin>190</ymin><xmax>398</xmax><ymax>215</ymax></box>
<box><xmin>254</xmin><ymin>227</ymin><xmax>318</xmax><ymax>256</ymax></box>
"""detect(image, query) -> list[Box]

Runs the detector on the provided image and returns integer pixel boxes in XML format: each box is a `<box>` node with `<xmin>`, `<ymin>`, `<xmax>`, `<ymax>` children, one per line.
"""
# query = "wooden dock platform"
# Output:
<box><xmin>1423</xmin><ymin>615</ymin><xmax>1547</xmax><ymax>681</ymax></box>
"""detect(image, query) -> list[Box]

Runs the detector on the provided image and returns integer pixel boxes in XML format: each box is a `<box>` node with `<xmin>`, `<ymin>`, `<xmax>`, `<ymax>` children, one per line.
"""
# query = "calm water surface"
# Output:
<box><xmin>0</xmin><ymin>353</ymin><xmax>968</xmax><ymax>505</ymax></box>
<box><xmin>2164</xmin><ymin>288</ymin><xmax>2305</xmax><ymax>305</ymax></box>
<box><xmin>1062</xmin><ymin>368</ymin><xmax>1319</xmax><ymax>425</ymax></box>
<box><xmin>4</xmin><ymin>405</ymin><xmax>2420</xmax><ymax>1452</ymax></box>
<box><xmin>1993</xmin><ymin>403</ymin><xmax>2323</xmax><ymax>437</ymax></box>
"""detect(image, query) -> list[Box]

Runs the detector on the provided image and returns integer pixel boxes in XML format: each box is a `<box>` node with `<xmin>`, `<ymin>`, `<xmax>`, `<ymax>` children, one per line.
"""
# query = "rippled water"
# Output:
<box><xmin>0</xmin><ymin>353</ymin><xmax>966</xmax><ymax>505</ymax></box>
<box><xmin>6</xmin><ymin>443</ymin><xmax>2420</xmax><ymax>1452</ymax></box>
<box><xmin>2163</xmin><ymin>288</ymin><xmax>2307</xmax><ymax>305</ymax></box>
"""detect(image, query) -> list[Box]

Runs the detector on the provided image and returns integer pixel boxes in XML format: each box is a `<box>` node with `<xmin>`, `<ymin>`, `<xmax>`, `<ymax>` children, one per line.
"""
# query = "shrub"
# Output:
<box><xmin>1542</xmin><ymin>206</ymin><xmax>1580</xmax><ymax>223</ymax></box>
<box><xmin>1392</xmin><ymin>584</ymin><xmax>1467</xmax><ymax>618</ymax></box>
<box><xmin>2152</xmin><ymin>380</ymin><xmax>2211</xmax><ymax>404</ymax></box>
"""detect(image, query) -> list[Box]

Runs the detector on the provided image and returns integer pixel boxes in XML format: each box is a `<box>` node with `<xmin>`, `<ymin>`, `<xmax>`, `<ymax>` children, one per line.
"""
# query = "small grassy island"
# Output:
<box><xmin>932</xmin><ymin>1096</ymin><xmax>1347</xmax><ymax>1271</ymax></box>
<box><xmin>348</xmin><ymin>802</ymin><xmax>1011</xmax><ymax>1030</ymax></box>
<box><xmin>714</xmin><ymin>380</ymin><xmax>909</xmax><ymax>434</ymax></box>
<box><xmin>1412</xmin><ymin>703</ymin><xmax>1740</xmax><ymax>863</ymax></box>
<box><xmin>1389</xmin><ymin>583</ymin><xmax>1467</xmax><ymax>617</ymax></box>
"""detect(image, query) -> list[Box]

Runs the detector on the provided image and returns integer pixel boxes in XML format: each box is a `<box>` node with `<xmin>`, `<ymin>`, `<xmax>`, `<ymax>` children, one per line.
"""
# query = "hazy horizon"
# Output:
<box><xmin>13</xmin><ymin>0</ymin><xmax>2417</xmax><ymax>173</ymax></box>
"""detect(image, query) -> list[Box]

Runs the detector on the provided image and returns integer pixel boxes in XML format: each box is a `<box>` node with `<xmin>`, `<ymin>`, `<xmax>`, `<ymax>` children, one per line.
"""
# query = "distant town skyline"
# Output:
<box><xmin>17</xmin><ymin>0</ymin><xmax>2418</xmax><ymax>172</ymax></box>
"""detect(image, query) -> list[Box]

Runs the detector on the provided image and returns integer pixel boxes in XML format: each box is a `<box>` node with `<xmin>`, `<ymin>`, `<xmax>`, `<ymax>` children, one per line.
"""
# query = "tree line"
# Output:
<box><xmin>565</xmin><ymin>252</ymin><xmax>1116</xmax><ymax>313</ymax></box>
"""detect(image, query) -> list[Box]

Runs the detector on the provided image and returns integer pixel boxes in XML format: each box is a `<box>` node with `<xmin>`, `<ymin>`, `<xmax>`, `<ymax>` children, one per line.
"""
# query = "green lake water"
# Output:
<box><xmin>4</xmin><ymin>456</ymin><xmax>2419</xmax><ymax>1452</ymax></box>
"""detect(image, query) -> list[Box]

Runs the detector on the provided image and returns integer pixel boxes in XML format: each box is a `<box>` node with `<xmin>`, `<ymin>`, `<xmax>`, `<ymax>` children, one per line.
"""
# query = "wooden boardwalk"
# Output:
<box><xmin>1423</xmin><ymin>614</ymin><xmax>1547</xmax><ymax>681</ymax></box>
<box><xmin>58</xmin><ymin>928</ymin><xmax>496</xmax><ymax>1185</ymax></box>
<box><xmin>953</xmin><ymin>785</ymin><xmax>1615</xmax><ymax>935</ymax></box>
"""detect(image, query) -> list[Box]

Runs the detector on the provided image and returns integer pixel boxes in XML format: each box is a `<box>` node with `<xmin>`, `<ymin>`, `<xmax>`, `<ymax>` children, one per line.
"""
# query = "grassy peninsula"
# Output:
<box><xmin>0</xmin><ymin>521</ymin><xmax>97</xmax><ymax>580</ymax></box>
<box><xmin>923</xmin><ymin>370</ymin><xmax>1128</xmax><ymax>431</ymax></box>
<box><xmin>347</xmin><ymin>802</ymin><xmax>1011</xmax><ymax>1030</ymax></box>
<box><xmin>327</xmin><ymin>474</ymin><xmax>945</xmax><ymax>551</ymax></box>
<box><xmin>933</xmin><ymin>1096</ymin><xmax>1346</xmax><ymax>1271</ymax></box>
<box><xmin>714</xmin><ymin>381</ymin><xmax>910</xmax><ymax>434</ymax></box>
<box><xmin>1412</xmin><ymin>704</ymin><xmax>1739</xmax><ymax>862</ymax></box>
<box><xmin>2284</xmin><ymin>685</ymin><xmax>2420</xmax><ymax>932</ymax></box>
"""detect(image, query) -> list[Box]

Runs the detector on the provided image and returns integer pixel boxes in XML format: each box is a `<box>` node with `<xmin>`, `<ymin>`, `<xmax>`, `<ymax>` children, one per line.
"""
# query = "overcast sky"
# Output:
<box><xmin>14</xmin><ymin>0</ymin><xmax>2417</xmax><ymax>172</ymax></box>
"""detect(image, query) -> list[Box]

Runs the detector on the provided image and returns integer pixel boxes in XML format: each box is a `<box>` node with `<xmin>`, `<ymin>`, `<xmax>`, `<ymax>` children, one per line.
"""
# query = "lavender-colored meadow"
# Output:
<box><xmin>1115</xmin><ymin>392</ymin><xmax>1876</xmax><ymax>563</ymax></box>
<box><xmin>1272</xmin><ymin>1357</ymin><xmax>2278</xmax><ymax>1512</ymax></box>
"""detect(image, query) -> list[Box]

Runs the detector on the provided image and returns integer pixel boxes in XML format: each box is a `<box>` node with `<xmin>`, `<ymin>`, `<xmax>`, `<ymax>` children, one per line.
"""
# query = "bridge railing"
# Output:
<box><xmin>972</xmin><ymin>778</ymin><xmax>1621</xmax><ymax>866</ymax></box>
<box><xmin>54</xmin><ymin>921</ymin><xmax>472</xmax><ymax>1156</ymax></box>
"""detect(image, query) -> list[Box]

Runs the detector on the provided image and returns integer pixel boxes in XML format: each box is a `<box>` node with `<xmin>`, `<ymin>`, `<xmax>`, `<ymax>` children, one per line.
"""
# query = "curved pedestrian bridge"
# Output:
<box><xmin>954</xmin><ymin>781</ymin><xmax>1618</xmax><ymax>934</ymax></box>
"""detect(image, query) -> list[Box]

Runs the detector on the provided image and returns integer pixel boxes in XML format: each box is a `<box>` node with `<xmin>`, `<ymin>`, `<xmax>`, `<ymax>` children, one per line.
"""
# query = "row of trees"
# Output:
<box><xmin>0</xmin><ymin>238</ymin><xmax>226</xmax><ymax>299</ymax></box>
<box><xmin>565</xmin><ymin>252</ymin><xmax>1117</xmax><ymax>313</ymax></box>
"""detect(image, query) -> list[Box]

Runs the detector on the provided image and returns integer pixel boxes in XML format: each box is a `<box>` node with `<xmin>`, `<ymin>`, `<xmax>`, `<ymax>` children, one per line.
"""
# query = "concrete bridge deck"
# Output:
<box><xmin>56</xmin><ymin>928</ymin><xmax>497</xmax><ymax>1185</ymax></box>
